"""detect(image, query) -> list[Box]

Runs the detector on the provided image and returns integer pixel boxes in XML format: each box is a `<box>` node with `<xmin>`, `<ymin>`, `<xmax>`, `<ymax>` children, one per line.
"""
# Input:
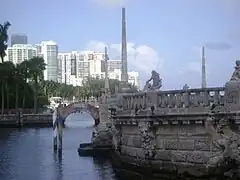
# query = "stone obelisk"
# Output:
<box><xmin>201</xmin><ymin>46</ymin><xmax>206</xmax><ymax>88</ymax></box>
<box><xmin>121</xmin><ymin>7</ymin><xmax>128</xmax><ymax>82</ymax></box>
<box><xmin>104</xmin><ymin>47</ymin><xmax>109</xmax><ymax>95</ymax></box>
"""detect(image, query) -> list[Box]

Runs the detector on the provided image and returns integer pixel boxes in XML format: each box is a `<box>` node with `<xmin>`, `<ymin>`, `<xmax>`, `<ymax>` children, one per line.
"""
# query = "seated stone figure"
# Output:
<box><xmin>143</xmin><ymin>81</ymin><xmax>151</xmax><ymax>91</ymax></box>
<box><xmin>143</xmin><ymin>70</ymin><xmax>162</xmax><ymax>91</ymax></box>
<box><xmin>230</xmin><ymin>60</ymin><xmax>240</xmax><ymax>81</ymax></box>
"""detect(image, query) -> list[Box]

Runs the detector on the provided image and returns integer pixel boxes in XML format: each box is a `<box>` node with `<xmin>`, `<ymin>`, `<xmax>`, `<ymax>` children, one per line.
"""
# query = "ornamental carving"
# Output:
<box><xmin>138</xmin><ymin>122</ymin><xmax>156</xmax><ymax>159</ymax></box>
<box><xmin>205</xmin><ymin>115</ymin><xmax>240</xmax><ymax>178</ymax></box>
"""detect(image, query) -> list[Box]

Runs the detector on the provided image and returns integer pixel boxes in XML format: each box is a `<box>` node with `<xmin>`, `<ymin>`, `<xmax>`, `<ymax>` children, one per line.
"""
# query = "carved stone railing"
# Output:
<box><xmin>120</xmin><ymin>87</ymin><xmax>225</xmax><ymax>111</ymax></box>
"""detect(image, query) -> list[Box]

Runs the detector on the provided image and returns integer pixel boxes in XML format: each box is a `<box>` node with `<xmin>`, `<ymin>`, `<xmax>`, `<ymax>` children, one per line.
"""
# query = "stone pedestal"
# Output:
<box><xmin>91</xmin><ymin>103</ymin><xmax>113</xmax><ymax>147</ymax></box>
<box><xmin>224</xmin><ymin>80</ymin><xmax>240</xmax><ymax>112</ymax></box>
<box><xmin>118</xmin><ymin>82</ymin><xmax>137</xmax><ymax>93</ymax></box>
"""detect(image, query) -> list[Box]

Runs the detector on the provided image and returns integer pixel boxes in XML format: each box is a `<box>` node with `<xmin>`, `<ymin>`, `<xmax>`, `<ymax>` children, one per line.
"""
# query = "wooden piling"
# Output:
<box><xmin>57</xmin><ymin>108</ymin><xmax>63</xmax><ymax>156</ymax></box>
<box><xmin>53</xmin><ymin>109</ymin><xmax>58</xmax><ymax>151</ymax></box>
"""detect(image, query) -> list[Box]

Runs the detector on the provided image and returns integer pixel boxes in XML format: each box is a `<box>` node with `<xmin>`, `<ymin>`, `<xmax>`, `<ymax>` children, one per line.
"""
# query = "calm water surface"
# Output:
<box><xmin>0</xmin><ymin>113</ymin><xmax>119</xmax><ymax>180</ymax></box>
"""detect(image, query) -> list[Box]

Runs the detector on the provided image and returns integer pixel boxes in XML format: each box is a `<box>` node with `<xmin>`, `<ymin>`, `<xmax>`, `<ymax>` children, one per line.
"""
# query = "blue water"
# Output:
<box><xmin>0</xmin><ymin>113</ymin><xmax>119</xmax><ymax>180</ymax></box>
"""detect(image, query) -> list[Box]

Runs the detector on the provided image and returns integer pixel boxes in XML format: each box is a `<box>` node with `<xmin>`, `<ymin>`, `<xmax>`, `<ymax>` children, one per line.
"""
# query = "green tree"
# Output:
<box><xmin>0</xmin><ymin>21</ymin><xmax>11</xmax><ymax>63</ymax></box>
<box><xmin>28</xmin><ymin>57</ymin><xmax>46</xmax><ymax>113</ymax></box>
<box><xmin>18</xmin><ymin>60</ymin><xmax>30</xmax><ymax>108</ymax></box>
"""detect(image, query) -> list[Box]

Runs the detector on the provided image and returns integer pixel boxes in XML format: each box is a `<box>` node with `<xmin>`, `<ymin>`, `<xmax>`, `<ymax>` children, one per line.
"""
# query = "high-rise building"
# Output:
<box><xmin>108</xmin><ymin>60</ymin><xmax>122</xmax><ymax>72</ymax></box>
<box><xmin>39</xmin><ymin>41</ymin><xmax>58</xmax><ymax>82</ymax></box>
<box><xmin>88</xmin><ymin>51</ymin><xmax>105</xmax><ymax>75</ymax></box>
<box><xmin>128</xmin><ymin>71</ymin><xmax>140</xmax><ymax>90</ymax></box>
<box><xmin>6</xmin><ymin>44</ymin><xmax>37</xmax><ymax>64</ymax></box>
<box><xmin>11</xmin><ymin>33</ymin><xmax>28</xmax><ymax>46</ymax></box>
<box><xmin>58</xmin><ymin>51</ymin><xmax>90</xmax><ymax>86</ymax></box>
<box><xmin>57</xmin><ymin>50</ymin><xmax>140</xmax><ymax>89</ymax></box>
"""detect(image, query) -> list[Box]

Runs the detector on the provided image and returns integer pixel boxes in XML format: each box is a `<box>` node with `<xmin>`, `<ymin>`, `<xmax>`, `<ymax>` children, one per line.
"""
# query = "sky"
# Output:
<box><xmin>1</xmin><ymin>0</ymin><xmax>240</xmax><ymax>90</ymax></box>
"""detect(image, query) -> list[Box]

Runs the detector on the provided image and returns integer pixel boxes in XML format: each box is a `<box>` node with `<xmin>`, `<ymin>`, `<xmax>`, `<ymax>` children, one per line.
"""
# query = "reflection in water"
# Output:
<box><xmin>0</xmin><ymin>114</ymin><xmax>119</xmax><ymax>180</ymax></box>
<box><xmin>65</xmin><ymin>112</ymin><xmax>95</xmax><ymax>128</ymax></box>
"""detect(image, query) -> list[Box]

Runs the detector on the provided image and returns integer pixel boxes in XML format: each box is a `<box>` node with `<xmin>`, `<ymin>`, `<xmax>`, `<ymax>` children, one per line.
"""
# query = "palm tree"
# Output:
<box><xmin>0</xmin><ymin>61</ymin><xmax>15</xmax><ymax>114</ymax></box>
<box><xmin>28</xmin><ymin>57</ymin><xmax>46</xmax><ymax>113</ymax></box>
<box><xmin>0</xmin><ymin>21</ymin><xmax>11</xmax><ymax>63</ymax></box>
<box><xmin>4</xmin><ymin>62</ymin><xmax>15</xmax><ymax>108</ymax></box>
<box><xmin>14</xmin><ymin>64</ymin><xmax>25</xmax><ymax>109</ymax></box>
<box><xmin>0</xmin><ymin>63</ymin><xmax>5</xmax><ymax>114</ymax></box>
<box><xmin>18</xmin><ymin>60</ymin><xmax>30</xmax><ymax>108</ymax></box>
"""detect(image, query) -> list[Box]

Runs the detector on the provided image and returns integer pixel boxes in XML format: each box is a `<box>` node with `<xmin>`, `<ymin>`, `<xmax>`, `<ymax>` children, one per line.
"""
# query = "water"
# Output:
<box><xmin>0</xmin><ymin>113</ymin><xmax>119</xmax><ymax>180</ymax></box>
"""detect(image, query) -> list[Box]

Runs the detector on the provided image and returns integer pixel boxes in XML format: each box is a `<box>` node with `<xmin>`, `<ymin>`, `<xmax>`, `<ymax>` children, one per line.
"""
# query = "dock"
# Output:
<box><xmin>0</xmin><ymin>114</ymin><xmax>52</xmax><ymax>127</ymax></box>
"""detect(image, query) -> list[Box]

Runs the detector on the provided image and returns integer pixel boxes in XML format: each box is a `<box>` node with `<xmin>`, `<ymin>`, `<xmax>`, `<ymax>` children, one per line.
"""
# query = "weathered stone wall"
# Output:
<box><xmin>116</xmin><ymin>116</ymin><xmax>213</xmax><ymax>162</ymax></box>
<box><xmin>112</xmin><ymin>74</ymin><xmax>240</xmax><ymax>178</ymax></box>
<box><xmin>112</xmin><ymin>112</ymin><xmax>240</xmax><ymax>177</ymax></box>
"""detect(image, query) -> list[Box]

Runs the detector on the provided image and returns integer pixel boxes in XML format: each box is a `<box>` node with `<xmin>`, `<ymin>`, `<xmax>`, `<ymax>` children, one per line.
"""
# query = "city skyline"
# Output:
<box><xmin>5</xmin><ymin>43</ymin><xmax>140</xmax><ymax>89</ymax></box>
<box><xmin>1</xmin><ymin>0</ymin><xmax>239</xmax><ymax>89</ymax></box>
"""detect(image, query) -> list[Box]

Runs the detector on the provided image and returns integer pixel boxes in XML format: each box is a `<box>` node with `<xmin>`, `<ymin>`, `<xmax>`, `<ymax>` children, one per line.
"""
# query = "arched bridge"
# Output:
<box><xmin>59</xmin><ymin>101</ymin><xmax>100</xmax><ymax>125</ymax></box>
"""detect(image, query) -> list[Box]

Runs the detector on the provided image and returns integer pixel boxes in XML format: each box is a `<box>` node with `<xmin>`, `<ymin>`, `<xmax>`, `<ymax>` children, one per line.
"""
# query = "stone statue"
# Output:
<box><xmin>182</xmin><ymin>84</ymin><xmax>189</xmax><ymax>90</ymax></box>
<box><xmin>205</xmin><ymin>114</ymin><xmax>240</xmax><ymax>178</ymax></box>
<box><xmin>230</xmin><ymin>60</ymin><xmax>240</xmax><ymax>81</ymax></box>
<box><xmin>143</xmin><ymin>70</ymin><xmax>162</xmax><ymax>91</ymax></box>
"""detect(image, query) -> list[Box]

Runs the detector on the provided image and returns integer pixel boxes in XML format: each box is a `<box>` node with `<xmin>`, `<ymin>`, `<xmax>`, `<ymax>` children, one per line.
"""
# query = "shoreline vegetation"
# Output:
<box><xmin>0</xmin><ymin>21</ymin><xmax>136</xmax><ymax>115</ymax></box>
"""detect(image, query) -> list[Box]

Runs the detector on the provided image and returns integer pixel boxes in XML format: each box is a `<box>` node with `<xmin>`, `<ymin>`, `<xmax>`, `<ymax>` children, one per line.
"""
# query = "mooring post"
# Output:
<box><xmin>16</xmin><ymin>110</ymin><xmax>20</xmax><ymax>127</ymax></box>
<box><xmin>19</xmin><ymin>109</ymin><xmax>23</xmax><ymax>127</ymax></box>
<box><xmin>16</xmin><ymin>109</ymin><xmax>23</xmax><ymax>128</ymax></box>
<box><xmin>53</xmin><ymin>108</ymin><xmax>58</xmax><ymax>152</ymax></box>
<box><xmin>57</xmin><ymin>108</ymin><xmax>63</xmax><ymax>156</ymax></box>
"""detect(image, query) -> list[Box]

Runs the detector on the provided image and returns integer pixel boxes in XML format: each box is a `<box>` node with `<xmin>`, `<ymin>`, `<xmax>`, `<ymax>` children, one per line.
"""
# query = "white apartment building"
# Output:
<box><xmin>108</xmin><ymin>60</ymin><xmax>122</xmax><ymax>72</ymax></box>
<box><xmin>128</xmin><ymin>71</ymin><xmax>140</xmax><ymax>90</ymax></box>
<box><xmin>91</xmin><ymin>69</ymin><xmax>140</xmax><ymax>90</ymax></box>
<box><xmin>38</xmin><ymin>41</ymin><xmax>58</xmax><ymax>82</ymax></box>
<box><xmin>88</xmin><ymin>51</ymin><xmax>105</xmax><ymax>75</ymax></box>
<box><xmin>6</xmin><ymin>44</ymin><xmax>37</xmax><ymax>64</ymax></box>
<box><xmin>58</xmin><ymin>52</ymin><xmax>140</xmax><ymax>89</ymax></box>
<box><xmin>90</xmin><ymin>59</ymin><xmax>122</xmax><ymax>79</ymax></box>
<box><xmin>58</xmin><ymin>51</ymin><xmax>91</xmax><ymax>86</ymax></box>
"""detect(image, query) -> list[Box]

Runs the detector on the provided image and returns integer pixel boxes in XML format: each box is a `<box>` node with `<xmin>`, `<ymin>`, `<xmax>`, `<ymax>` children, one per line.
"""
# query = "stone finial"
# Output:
<box><xmin>182</xmin><ymin>84</ymin><xmax>189</xmax><ymax>90</ymax></box>
<box><xmin>224</xmin><ymin>60</ymin><xmax>240</xmax><ymax>111</ymax></box>
<box><xmin>230</xmin><ymin>60</ymin><xmax>240</xmax><ymax>81</ymax></box>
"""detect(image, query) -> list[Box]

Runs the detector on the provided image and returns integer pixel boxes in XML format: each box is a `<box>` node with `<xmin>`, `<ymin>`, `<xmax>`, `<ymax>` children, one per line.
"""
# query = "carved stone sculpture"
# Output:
<box><xmin>143</xmin><ymin>70</ymin><xmax>162</xmax><ymax>92</ymax></box>
<box><xmin>138</xmin><ymin>122</ymin><xmax>156</xmax><ymax>159</ymax></box>
<box><xmin>182</xmin><ymin>84</ymin><xmax>189</xmax><ymax>90</ymax></box>
<box><xmin>112</xmin><ymin>125</ymin><xmax>121</xmax><ymax>151</ymax></box>
<box><xmin>205</xmin><ymin>115</ymin><xmax>240</xmax><ymax>178</ymax></box>
<box><xmin>230</xmin><ymin>60</ymin><xmax>240</xmax><ymax>81</ymax></box>
<box><xmin>91</xmin><ymin>126</ymin><xmax>113</xmax><ymax>147</ymax></box>
<box><xmin>224</xmin><ymin>60</ymin><xmax>240</xmax><ymax>112</ymax></box>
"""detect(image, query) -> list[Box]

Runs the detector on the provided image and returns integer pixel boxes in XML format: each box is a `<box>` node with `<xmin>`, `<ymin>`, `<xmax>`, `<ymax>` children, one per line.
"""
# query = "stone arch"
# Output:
<box><xmin>59</xmin><ymin>102</ymin><xmax>100</xmax><ymax>125</ymax></box>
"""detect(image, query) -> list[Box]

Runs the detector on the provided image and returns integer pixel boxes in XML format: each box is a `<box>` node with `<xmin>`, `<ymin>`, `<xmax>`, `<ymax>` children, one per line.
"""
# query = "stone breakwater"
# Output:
<box><xmin>112</xmin><ymin>111</ymin><xmax>240</xmax><ymax>179</ymax></box>
<box><xmin>108</xmin><ymin>78</ymin><xmax>240</xmax><ymax>179</ymax></box>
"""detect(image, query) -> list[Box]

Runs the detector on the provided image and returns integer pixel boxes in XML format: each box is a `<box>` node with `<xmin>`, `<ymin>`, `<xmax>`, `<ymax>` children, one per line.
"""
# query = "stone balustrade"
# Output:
<box><xmin>111</xmin><ymin>79</ymin><xmax>240</xmax><ymax>178</ymax></box>
<box><xmin>120</xmin><ymin>87</ymin><xmax>225</xmax><ymax>113</ymax></box>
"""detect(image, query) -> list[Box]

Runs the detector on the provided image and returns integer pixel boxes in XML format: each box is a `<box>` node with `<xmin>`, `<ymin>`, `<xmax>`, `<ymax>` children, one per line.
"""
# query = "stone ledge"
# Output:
<box><xmin>114</xmin><ymin>112</ymin><xmax>240</xmax><ymax>125</ymax></box>
<box><xmin>112</xmin><ymin>152</ymin><xmax>222</xmax><ymax>178</ymax></box>
<box><xmin>120</xmin><ymin>145</ymin><xmax>217</xmax><ymax>164</ymax></box>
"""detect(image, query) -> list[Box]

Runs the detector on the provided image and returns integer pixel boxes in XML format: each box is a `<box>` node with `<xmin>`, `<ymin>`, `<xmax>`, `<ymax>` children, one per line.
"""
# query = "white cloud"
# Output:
<box><xmin>86</xmin><ymin>41</ymin><xmax>106</xmax><ymax>52</ymax></box>
<box><xmin>90</xmin><ymin>0</ymin><xmax>131</xmax><ymax>7</ymax></box>
<box><xmin>86</xmin><ymin>40</ymin><xmax>163</xmax><ymax>74</ymax></box>
<box><xmin>85</xmin><ymin>40</ymin><xmax>164</xmax><ymax>87</ymax></box>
